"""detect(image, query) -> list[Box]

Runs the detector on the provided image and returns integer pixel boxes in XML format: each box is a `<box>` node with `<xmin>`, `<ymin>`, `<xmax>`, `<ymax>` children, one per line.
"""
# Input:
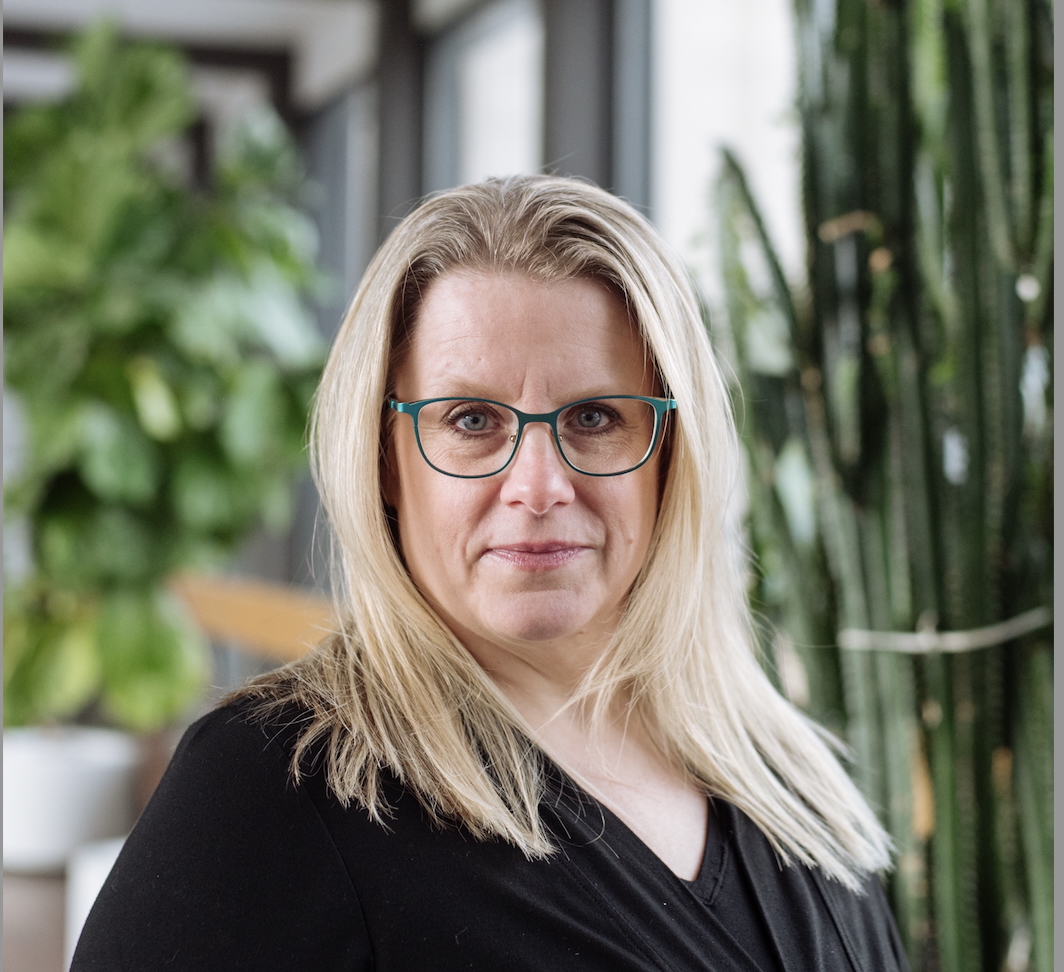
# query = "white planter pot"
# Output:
<box><xmin>3</xmin><ymin>727</ymin><xmax>140</xmax><ymax>874</ymax></box>
<box><xmin>66</xmin><ymin>836</ymin><xmax>126</xmax><ymax>968</ymax></box>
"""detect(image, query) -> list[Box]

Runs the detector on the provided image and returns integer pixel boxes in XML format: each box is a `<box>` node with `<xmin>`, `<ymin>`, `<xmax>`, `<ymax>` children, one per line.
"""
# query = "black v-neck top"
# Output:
<box><xmin>72</xmin><ymin>701</ymin><xmax>910</xmax><ymax>972</ymax></box>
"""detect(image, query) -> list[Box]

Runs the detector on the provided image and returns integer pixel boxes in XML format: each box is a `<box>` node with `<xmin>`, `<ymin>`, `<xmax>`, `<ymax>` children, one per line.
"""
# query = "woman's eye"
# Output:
<box><xmin>455</xmin><ymin>411</ymin><xmax>490</xmax><ymax>431</ymax></box>
<box><xmin>565</xmin><ymin>402</ymin><xmax>623</xmax><ymax>434</ymax></box>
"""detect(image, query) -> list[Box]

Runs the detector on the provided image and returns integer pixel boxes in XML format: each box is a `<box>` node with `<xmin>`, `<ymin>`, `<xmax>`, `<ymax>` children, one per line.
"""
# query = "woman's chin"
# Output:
<box><xmin>497</xmin><ymin>618</ymin><xmax>584</xmax><ymax>644</ymax></box>
<box><xmin>474</xmin><ymin>598</ymin><xmax>604</xmax><ymax>648</ymax></box>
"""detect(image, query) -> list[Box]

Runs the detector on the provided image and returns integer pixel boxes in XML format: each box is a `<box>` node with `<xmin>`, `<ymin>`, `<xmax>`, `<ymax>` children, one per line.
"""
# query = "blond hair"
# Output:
<box><xmin>238</xmin><ymin>175</ymin><xmax>891</xmax><ymax>888</ymax></box>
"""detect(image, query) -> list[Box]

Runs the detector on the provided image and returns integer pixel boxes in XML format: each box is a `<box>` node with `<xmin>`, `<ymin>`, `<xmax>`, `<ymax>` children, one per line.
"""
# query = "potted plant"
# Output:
<box><xmin>3</xmin><ymin>23</ymin><xmax>325</xmax><ymax>871</ymax></box>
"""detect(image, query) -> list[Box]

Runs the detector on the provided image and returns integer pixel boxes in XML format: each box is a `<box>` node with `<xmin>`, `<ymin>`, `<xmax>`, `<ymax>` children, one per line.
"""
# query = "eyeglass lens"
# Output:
<box><xmin>415</xmin><ymin>398</ymin><xmax>660</xmax><ymax>476</ymax></box>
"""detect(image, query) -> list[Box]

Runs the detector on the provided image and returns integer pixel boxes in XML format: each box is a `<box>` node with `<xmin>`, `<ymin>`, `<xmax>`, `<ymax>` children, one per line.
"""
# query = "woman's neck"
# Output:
<box><xmin>497</xmin><ymin>675</ymin><xmax>709</xmax><ymax>883</ymax></box>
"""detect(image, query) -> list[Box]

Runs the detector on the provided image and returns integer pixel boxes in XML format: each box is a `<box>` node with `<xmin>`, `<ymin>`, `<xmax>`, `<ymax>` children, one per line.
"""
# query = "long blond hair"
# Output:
<box><xmin>238</xmin><ymin>175</ymin><xmax>891</xmax><ymax>888</ymax></box>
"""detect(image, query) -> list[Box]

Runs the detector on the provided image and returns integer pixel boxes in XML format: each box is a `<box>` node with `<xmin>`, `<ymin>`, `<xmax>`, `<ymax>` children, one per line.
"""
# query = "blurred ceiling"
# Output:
<box><xmin>3</xmin><ymin>0</ymin><xmax>379</xmax><ymax>110</ymax></box>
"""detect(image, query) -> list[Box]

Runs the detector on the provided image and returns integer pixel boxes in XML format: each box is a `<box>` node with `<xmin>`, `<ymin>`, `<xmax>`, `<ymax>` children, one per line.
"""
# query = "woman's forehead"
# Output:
<box><xmin>394</xmin><ymin>272</ymin><xmax>655</xmax><ymax>399</ymax></box>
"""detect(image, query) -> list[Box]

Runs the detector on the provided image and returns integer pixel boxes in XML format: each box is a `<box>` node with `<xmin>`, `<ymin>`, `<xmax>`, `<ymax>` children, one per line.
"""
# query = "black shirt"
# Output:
<box><xmin>72</xmin><ymin>701</ymin><xmax>910</xmax><ymax>971</ymax></box>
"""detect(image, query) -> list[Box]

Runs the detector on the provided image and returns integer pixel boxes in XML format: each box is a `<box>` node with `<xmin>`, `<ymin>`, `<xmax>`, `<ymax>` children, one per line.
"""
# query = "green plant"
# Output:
<box><xmin>3</xmin><ymin>24</ymin><xmax>325</xmax><ymax>732</ymax></box>
<box><xmin>715</xmin><ymin>0</ymin><xmax>1052</xmax><ymax>969</ymax></box>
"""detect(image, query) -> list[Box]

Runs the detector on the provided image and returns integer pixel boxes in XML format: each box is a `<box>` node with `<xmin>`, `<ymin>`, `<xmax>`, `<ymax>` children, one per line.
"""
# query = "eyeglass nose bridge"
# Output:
<box><xmin>503</xmin><ymin>412</ymin><xmax>566</xmax><ymax>462</ymax></box>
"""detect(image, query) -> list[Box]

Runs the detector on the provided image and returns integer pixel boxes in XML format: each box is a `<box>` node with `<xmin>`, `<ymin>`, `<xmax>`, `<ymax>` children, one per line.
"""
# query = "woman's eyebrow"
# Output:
<box><xmin>411</xmin><ymin>380</ymin><xmax>497</xmax><ymax>399</ymax></box>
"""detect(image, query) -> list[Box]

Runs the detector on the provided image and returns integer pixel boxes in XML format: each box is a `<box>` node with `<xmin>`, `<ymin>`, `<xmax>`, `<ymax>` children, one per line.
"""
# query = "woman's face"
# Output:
<box><xmin>386</xmin><ymin>272</ymin><xmax>663</xmax><ymax>678</ymax></box>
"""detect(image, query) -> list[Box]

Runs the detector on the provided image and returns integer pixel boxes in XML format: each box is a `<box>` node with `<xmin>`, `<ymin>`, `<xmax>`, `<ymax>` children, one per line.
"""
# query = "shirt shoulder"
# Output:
<box><xmin>71</xmin><ymin>700</ymin><xmax>373</xmax><ymax>972</ymax></box>
<box><xmin>722</xmin><ymin>803</ymin><xmax>910</xmax><ymax>972</ymax></box>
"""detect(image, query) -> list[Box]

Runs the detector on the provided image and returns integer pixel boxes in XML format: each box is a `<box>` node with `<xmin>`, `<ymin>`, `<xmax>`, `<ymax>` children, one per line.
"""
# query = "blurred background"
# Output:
<box><xmin>2</xmin><ymin>1</ymin><xmax>1052</xmax><ymax>971</ymax></box>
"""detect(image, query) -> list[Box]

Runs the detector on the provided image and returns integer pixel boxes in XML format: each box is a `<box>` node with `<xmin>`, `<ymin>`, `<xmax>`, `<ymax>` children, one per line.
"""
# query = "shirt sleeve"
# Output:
<box><xmin>70</xmin><ymin>703</ymin><xmax>372</xmax><ymax>972</ymax></box>
<box><xmin>824</xmin><ymin>873</ymin><xmax>912</xmax><ymax>972</ymax></box>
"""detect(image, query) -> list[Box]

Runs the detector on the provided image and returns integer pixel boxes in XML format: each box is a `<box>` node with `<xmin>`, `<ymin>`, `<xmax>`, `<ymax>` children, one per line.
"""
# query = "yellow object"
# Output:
<box><xmin>169</xmin><ymin>574</ymin><xmax>333</xmax><ymax>662</ymax></box>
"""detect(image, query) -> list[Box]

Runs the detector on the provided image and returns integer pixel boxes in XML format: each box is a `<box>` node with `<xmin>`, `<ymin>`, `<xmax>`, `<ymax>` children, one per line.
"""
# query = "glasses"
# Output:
<box><xmin>389</xmin><ymin>395</ymin><xmax>677</xmax><ymax>478</ymax></box>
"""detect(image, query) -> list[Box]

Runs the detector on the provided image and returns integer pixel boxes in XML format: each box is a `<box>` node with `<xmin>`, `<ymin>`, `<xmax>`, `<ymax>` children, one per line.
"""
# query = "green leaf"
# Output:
<box><xmin>78</xmin><ymin>403</ymin><xmax>159</xmax><ymax>503</ymax></box>
<box><xmin>36</xmin><ymin>619</ymin><xmax>103</xmax><ymax>721</ymax></box>
<box><xmin>90</xmin><ymin>280</ymin><xmax>152</xmax><ymax>336</ymax></box>
<box><xmin>217</xmin><ymin>106</ymin><xmax>302</xmax><ymax>196</ymax></box>
<box><xmin>4</xmin><ymin>309</ymin><xmax>93</xmax><ymax>401</ymax></box>
<box><xmin>96</xmin><ymin>587</ymin><xmax>208</xmax><ymax>732</ymax></box>
<box><xmin>242</xmin><ymin>263</ymin><xmax>325</xmax><ymax>368</ymax></box>
<box><xmin>177</xmin><ymin>371</ymin><xmax>220</xmax><ymax>431</ymax></box>
<box><xmin>171</xmin><ymin>450</ymin><xmax>245</xmax><ymax>532</ymax></box>
<box><xmin>37</xmin><ymin>505</ymin><xmax>158</xmax><ymax>587</ymax></box>
<box><xmin>167</xmin><ymin>267</ymin><xmax>323</xmax><ymax>370</ymax></box>
<box><xmin>71</xmin><ymin>22</ymin><xmax>195</xmax><ymax>152</ymax></box>
<box><xmin>3</xmin><ymin>584</ymin><xmax>101</xmax><ymax>725</ymax></box>
<box><xmin>2</xmin><ymin>222</ymin><xmax>94</xmax><ymax>293</ymax></box>
<box><xmin>167</xmin><ymin>275</ymin><xmax>248</xmax><ymax>367</ymax></box>
<box><xmin>220</xmin><ymin>361</ymin><xmax>286</xmax><ymax>466</ymax></box>
<box><xmin>127</xmin><ymin>355</ymin><xmax>182</xmax><ymax>441</ymax></box>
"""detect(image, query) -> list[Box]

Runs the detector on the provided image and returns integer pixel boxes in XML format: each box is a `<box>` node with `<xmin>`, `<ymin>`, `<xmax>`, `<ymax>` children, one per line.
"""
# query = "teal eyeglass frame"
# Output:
<box><xmin>388</xmin><ymin>395</ymin><xmax>677</xmax><ymax>479</ymax></box>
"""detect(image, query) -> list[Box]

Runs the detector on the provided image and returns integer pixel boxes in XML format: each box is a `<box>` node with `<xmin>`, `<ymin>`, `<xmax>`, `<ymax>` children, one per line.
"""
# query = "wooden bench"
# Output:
<box><xmin>169</xmin><ymin>573</ymin><xmax>334</xmax><ymax>663</ymax></box>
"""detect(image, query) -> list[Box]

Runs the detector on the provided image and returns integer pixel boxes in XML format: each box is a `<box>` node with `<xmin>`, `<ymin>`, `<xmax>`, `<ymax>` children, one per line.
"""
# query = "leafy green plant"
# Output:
<box><xmin>715</xmin><ymin>0</ymin><xmax>1052</xmax><ymax>969</ymax></box>
<box><xmin>4</xmin><ymin>24</ymin><xmax>325</xmax><ymax>732</ymax></box>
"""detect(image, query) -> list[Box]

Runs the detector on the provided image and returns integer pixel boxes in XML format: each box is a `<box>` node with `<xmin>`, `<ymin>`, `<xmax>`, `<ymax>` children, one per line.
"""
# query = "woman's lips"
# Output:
<box><xmin>483</xmin><ymin>542</ymin><xmax>587</xmax><ymax>571</ymax></box>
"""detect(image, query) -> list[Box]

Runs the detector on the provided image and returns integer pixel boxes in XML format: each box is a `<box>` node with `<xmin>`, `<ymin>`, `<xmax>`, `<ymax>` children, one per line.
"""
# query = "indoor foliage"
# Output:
<box><xmin>4</xmin><ymin>25</ymin><xmax>325</xmax><ymax>732</ymax></box>
<box><xmin>716</xmin><ymin>0</ymin><xmax>1052</xmax><ymax>970</ymax></box>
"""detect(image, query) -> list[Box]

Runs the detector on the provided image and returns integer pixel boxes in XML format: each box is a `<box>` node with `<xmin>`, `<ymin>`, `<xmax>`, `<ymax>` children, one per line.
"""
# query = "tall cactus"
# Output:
<box><xmin>715</xmin><ymin>0</ymin><xmax>1052</xmax><ymax>968</ymax></box>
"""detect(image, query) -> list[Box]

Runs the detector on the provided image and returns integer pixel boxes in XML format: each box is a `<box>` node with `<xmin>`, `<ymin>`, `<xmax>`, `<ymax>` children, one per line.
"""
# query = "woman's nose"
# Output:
<box><xmin>498</xmin><ymin>424</ymin><xmax>576</xmax><ymax>513</ymax></box>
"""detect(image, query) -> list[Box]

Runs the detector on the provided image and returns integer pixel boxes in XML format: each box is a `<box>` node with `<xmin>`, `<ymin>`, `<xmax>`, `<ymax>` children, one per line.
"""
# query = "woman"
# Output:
<box><xmin>73</xmin><ymin>176</ymin><xmax>908</xmax><ymax>971</ymax></box>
